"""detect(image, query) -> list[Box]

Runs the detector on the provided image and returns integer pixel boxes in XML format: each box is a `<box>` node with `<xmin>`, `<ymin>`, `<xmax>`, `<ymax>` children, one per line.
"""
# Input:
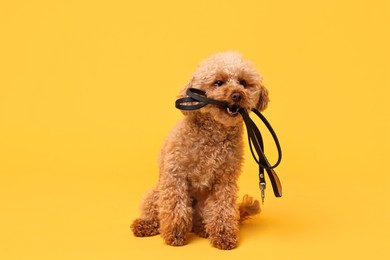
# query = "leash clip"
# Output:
<box><xmin>259</xmin><ymin>172</ymin><xmax>266</xmax><ymax>204</ymax></box>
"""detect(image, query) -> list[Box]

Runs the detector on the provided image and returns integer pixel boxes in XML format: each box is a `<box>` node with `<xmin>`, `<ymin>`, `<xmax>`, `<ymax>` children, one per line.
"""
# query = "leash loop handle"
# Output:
<box><xmin>175</xmin><ymin>88</ymin><xmax>229</xmax><ymax>110</ymax></box>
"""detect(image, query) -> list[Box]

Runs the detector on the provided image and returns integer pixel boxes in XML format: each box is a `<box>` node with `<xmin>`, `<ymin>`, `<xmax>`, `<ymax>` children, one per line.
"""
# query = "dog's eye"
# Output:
<box><xmin>239</xmin><ymin>80</ymin><xmax>247</xmax><ymax>87</ymax></box>
<box><xmin>214</xmin><ymin>80</ymin><xmax>224</xmax><ymax>87</ymax></box>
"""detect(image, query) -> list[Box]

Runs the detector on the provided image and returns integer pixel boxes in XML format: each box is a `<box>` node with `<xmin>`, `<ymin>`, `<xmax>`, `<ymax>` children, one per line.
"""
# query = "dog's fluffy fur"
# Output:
<box><xmin>131</xmin><ymin>51</ymin><xmax>269</xmax><ymax>250</ymax></box>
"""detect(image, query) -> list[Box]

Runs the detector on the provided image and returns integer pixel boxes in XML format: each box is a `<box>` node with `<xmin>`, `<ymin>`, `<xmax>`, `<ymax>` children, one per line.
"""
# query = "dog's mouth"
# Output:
<box><xmin>226</xmin><ymin>105</ymin><xmax>240</xmax><ymax>116</ymax></box>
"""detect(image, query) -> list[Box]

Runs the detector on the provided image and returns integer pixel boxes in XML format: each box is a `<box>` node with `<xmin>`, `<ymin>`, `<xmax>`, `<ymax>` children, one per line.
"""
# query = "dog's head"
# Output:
<box><xmin>178</xmin><ymin>51</ymin><xmax>269</xmax><ymax>126</ymax></box>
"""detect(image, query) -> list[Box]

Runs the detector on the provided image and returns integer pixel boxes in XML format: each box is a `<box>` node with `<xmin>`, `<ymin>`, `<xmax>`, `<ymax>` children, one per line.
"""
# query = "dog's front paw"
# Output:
<box><xmin>160</xmin><ymin>225</ymin><xmax>188</xmax><ymax>246</ymax></box>
<box><xmin>209</xmin><ymin>228</ymin><xmax>238</xmax><ymax>250</ymax></box>
<box><xmin>163</xmin><ymin>233</ymin><xmax>187</xmax><ymax>246</ymax></box>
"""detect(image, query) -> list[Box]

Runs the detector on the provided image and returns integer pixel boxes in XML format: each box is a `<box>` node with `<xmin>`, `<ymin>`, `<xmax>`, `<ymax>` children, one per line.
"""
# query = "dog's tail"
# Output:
<box><xmin>238</xmin><ymin>194</ymin><xmax>261</xmax><ymax>222</ymax></box>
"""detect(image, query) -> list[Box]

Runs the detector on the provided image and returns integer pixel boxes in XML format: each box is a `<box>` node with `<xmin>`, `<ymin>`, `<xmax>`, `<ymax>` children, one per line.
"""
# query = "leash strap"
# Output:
<box><xmin>239</xmin><ymin>108</ymin><xmax>282</xmax><ymax>201</ymax></box>
<box><xmin>176</xmin><ymin>88</ymin><xmax>282</xmax><ymax>202</ymax></box>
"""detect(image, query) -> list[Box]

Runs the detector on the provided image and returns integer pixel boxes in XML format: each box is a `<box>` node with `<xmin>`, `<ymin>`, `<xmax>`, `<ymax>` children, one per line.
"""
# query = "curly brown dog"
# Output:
<box><xmin>131</xmin><ymin>51</ymin><xmax>270</xmax><ymax>250</ymax></box>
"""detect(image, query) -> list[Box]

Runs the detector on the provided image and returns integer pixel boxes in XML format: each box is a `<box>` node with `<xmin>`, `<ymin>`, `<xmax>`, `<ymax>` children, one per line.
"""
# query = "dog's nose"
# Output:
<box><xmin>231</xmin><ymin>92</ymin><xmax>241</xmax><ymax>102</ymax></box>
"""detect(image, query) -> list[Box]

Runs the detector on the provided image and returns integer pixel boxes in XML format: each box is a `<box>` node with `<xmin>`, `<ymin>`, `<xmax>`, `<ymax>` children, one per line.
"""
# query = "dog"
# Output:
<box><xmin>131</xmin><ymin>51</ymin><xmax>269</xmax><ymax>250</ymax></box>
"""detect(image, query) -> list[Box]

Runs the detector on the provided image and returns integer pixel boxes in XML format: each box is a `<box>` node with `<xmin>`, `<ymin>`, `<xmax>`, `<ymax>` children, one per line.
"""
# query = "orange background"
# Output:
<box><xmin>0</xmin><ymin>0</ymin><xmax>389</xmax><ymax>259</ymax></box>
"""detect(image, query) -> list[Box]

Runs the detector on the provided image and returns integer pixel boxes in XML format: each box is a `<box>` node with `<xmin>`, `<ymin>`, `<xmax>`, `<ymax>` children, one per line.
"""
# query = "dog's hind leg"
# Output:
<box><xmin>131</xmin><ymin>188</ymin><xmax>160</xmax><ymax>237</ymax></box>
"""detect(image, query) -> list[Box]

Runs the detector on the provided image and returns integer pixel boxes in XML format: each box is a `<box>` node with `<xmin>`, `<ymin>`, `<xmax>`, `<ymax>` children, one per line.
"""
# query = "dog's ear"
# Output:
<box><xmin>256</xmin><ymin>82</ymin><xmax>269</xmax><ymax>111</ymax></box>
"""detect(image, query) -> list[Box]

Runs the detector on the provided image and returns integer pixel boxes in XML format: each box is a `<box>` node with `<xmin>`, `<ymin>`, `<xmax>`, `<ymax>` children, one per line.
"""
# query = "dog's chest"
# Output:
<box><xmin>188</xmin><ymin>137</ymin><xmax>242</xmax><ymax>191</ymax></box>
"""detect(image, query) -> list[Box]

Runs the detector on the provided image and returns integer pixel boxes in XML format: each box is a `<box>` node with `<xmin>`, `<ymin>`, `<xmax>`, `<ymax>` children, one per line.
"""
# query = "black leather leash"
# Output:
<box><xmin>176</xmin><ymin>88</ymin><xmax>283</xmax><ymax>203</ymax></box>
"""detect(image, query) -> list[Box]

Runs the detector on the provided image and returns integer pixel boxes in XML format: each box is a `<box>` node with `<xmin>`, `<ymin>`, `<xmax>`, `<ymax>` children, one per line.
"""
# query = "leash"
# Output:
<box><xmin>176</xmin><ymin>88</ymin><xmax>283</xmax><ymax>203</ymax></box>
